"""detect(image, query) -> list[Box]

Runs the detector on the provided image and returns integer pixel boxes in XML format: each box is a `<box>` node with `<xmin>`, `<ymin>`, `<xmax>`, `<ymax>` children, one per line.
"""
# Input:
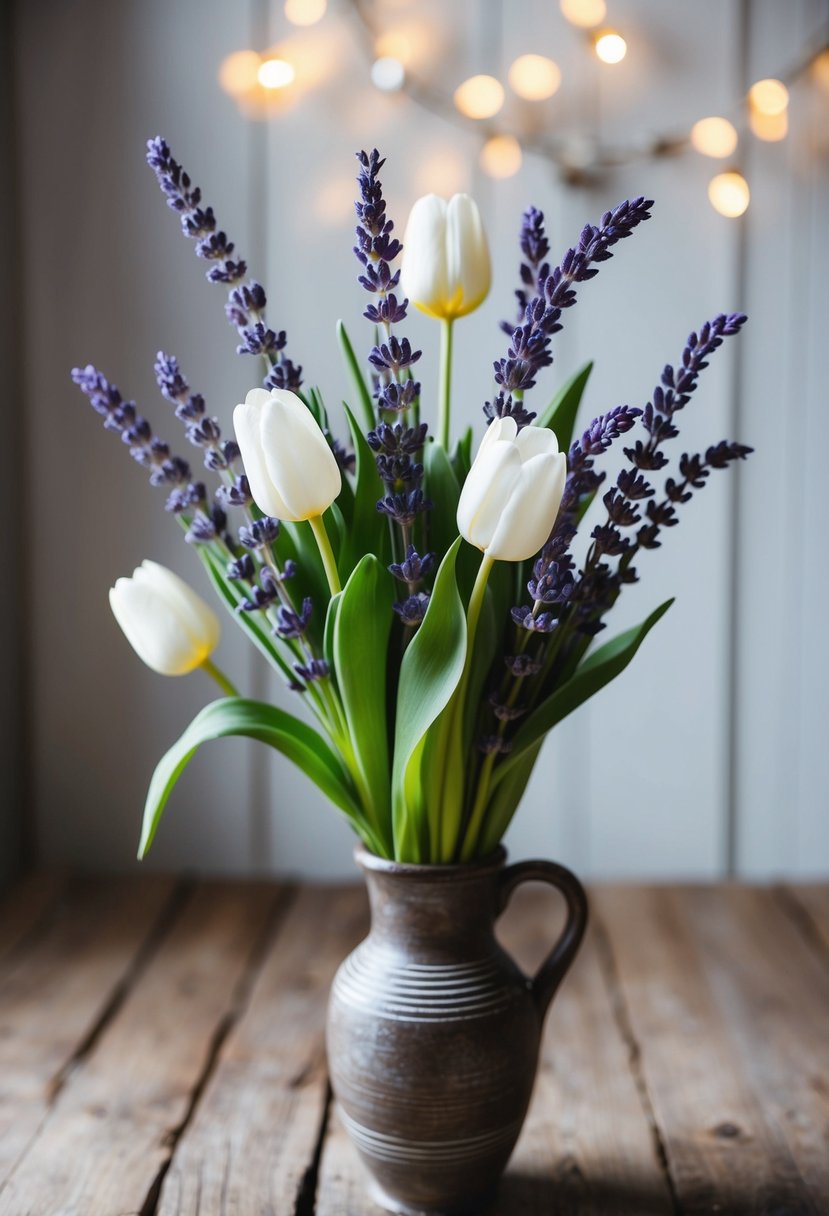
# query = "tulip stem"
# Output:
<box><xmin>438</xmin><ymin>318</ymin><xmax>454</xmax><ymax>450</ymax></box>
<box><xmin>309</xmin><ymin>514</ymin><xmax>342</xmax><ymax>596</ymax></box>
<box><xmin>201</xmin><ymin>658</ymin><xmax>239</xmax><ymax>698</ymax></box>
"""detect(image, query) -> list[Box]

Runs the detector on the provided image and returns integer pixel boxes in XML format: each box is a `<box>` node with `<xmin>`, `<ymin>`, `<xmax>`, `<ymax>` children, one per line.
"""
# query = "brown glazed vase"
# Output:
<box><xmin>326</xmin><ymin>844</ymin><xmax>588</xmax><ymax>1216</ymax></box>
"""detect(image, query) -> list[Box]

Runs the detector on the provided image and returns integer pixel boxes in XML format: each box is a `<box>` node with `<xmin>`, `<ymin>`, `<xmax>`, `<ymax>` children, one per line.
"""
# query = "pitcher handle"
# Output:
<box><xmin>497</xmin><ymin>859</ymin><xmax>588</xmax><ymax>1020</ymax></box>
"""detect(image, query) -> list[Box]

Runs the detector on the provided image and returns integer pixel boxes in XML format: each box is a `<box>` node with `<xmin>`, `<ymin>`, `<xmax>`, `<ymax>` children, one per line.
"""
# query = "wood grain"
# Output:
<box><xmin>594</xmin><ymin>886</ymin><xmax>828</xmax><ymax>1215</ymax></box>
<box><xmin>0</xmin><ymin>869</ymin><xmax>66</xmax><ymax>963</ymax></box>
<box><xmin>0</xmin><ymin>874</ymin><xmax>176</xmax><ymax>1184</ymax></box>
<box><xmin>0</xmin><ymin>880</ymin><xmax>282</xmax><ymax>1215</ymax></box>
<box><xmin>155</xmin><ymin>885</ymin><xmax>369</xmax><ymax>1216</ymax></box>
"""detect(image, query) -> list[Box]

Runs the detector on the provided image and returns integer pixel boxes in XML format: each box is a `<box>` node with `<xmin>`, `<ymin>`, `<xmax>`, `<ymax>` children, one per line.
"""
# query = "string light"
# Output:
<box><xmin>508</xmin><ymin>54</ymin><xmax>561</xmax><ymax>101</ymax></box>
<box><xmin>690</xmin><ymin>116</ymin><xmax>738</xmax><ymax>158</ymax></box>
<box><xmin>748</xmin><ymin>78</ymin><xmax>789</xmax><ymax>116</ymax></box>
<box><xmin>812</xmin><ymin>49</ymin><xmax>829</xmax><ymax>91</ymax></box>
<box><xmin>218</xmin><ymin>50</ymin><xmax>262</xmax><ymax>97</ymax></box>
<box><xmin>560</xmin><ymin>0</ymin><xmax>606</xmax><ymax>28</ymax></box>
<box><xmin>371</xmin><ymin>56</ymin><xmax>405</xmax><ymax>91</ymax></box>
<box><xmin>284</xmin><ymin>0</ymin><xmax>327</xmax><ymax>26</ymax></box>
<box><xmin>480</xmin><ymin>134</ymin><xmax>523</xmax><ymax>177</ymax></box>
<box><xmin>258</xmin><ymin>58</ymin><xmax>295</xmax><ymax>89</ymax></box>
<box><xmin>594</xmin><ymin>30</ymin><xmax>627</xmax><ymax>65</ymax></box>
<box><xmin>748</xmin><ymin>108</ymin><xmax>788</xmax><ymax>141</ymax></box>
<box><xmin>453</xmin><ymin>74</ymin><xmax>505</xmax><ymax>119</ymax></box>
<box><xmin>708</xmin><ymin>171</ymin><xmax>750</xmax><ymax>218</ymax></box>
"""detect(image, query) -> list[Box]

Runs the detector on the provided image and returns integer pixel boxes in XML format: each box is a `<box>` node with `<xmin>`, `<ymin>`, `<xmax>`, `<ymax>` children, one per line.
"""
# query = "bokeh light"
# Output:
<box><xmin>748</xmin><ymin>107</ymin><xmax>789</xmax><ymax>141</ymax></box>
<box><xmin>748</xmin><ymin>78</ymin><xmax>789</xmax><ymax>116</ymax></box>
<box><xmin>284</xmin><ymin>0</ymin><xmax>327</xmax><ymax>26</ymax></box>
<box><xmin>371</xmin><ymin>57</ymin><xmax>405</xmax><ymax>91</ymax></box>
<box><xmin>708</xmin><ymin>171</ymin><xmax>750</xmax><ymax>217</ymax></box>
<box><xmin>218</xmin><ymin>50</ymin><xmax>261</xmax><ymax>98</ymax></box>
<box><xmin>508</xmin><ymin>54</ymin><xmax>562</xmax><ymax>101</ymax></box>
<box><xmin>257</xmin><ymin>58</ymin><xmax>296</xmax><ymax>89</ymax></box>
<box><xmin>480</xmin><ymin>134</ymin><xmax>523</xmax><ymax>178</ymax></box>
<box><xmin>594</xmin><ymin>31</ymin><xmax>627</xmax><ymax>65</ymax></box>
<box><xmin>690</xmin><ymin>116</ymin><xmax>738</xmax><ymax>158</ymax></box>
<box><xmin>453</xmin><ymin>74</ymin><xmax>505</xmax><ymax>119</ymax></box>
<box><xmin>560</xmin><ymin>0</ymin><xmax>606</xmax><ymax>28</ymax></box>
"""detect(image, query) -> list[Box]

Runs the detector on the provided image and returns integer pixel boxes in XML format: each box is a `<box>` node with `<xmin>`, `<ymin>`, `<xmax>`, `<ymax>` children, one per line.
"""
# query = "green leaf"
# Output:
<box><xmin>138</xmin><ymin>698</ymin><xmax>363</xmax><ymax>859</ymax></box>
<box><xmin>277</xmin><ymin>522</ymin><xmax>328</xmax><ymax>648</ymax></box>
<box><xmin>323</xmin><ymin>591</ymin><xmax>342</xmax><ymax>670</ymax></box>
<box><xmin>492</xmin><ymin>598</ymin><xmax>674</xmax><ymax>790</ymax></box>
<box><xmin>479</xmin><ymin>739</ymin><xmax>543</xmax><ymax>855</ymax></box>
<box><xmin>392</xmin><ymin>538</ymin><xmax>466</xmax><ymax>859</ymax></box>
<box><xmin>199</xmin><ymin>547</ymin><xmax>294</xmax><ymax>683</ymax></box>
<box><xmin>424</xmin><ymin>441</ymin><xmax>461</xmax><ymax>566</ymax></box>
<box><xmin>337</xmin><ymin>319</ymin><xmax>375</xmax><ymax>433</ymax></box>
<box><xmin>452</xmin><ymin>426</ymin><xmax>474</xmax><ymax>486</ymax></box>
<box><xmin>536</xmin><ymin>361</ymin><xmax>593</xmax><ymax>451</ymax></box>
<box><xmin>333</xmin><ymin>554</ymin><xmax>394</xmax><ymax>845</ymax></box>
<box><xmin>339</xmin><ymin>403</ymin><xmax>387</xmax><ymax>576</ymax></box>
<box><xmin>303</xmin><ymin>385</ymin><xmax>330</xmax><ymax>432</ymax></box>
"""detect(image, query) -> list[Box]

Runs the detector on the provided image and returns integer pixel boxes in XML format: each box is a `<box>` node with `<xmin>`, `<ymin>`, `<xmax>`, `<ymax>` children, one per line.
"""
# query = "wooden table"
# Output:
<box><xmin>0</xmin><ymin>874</ymin><xmax>827</xmax><ymax>1215</ymax></box>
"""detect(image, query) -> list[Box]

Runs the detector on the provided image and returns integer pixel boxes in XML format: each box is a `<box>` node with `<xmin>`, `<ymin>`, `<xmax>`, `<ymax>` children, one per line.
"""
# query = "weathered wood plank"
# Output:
<box><xmin>783</xmin><ymin>884</ymin><xmax>829</xmax><ymax>957</ymax></box>
<box><xmin>0</xmin><ymin>874</ymin><xmax>176</xmax><ymax>1184</ymax></box>
<box><xmin>316</xmin><ymin>887</ymin><xmax>674</xmax><ymax>1216</ymax></box>
<box><xmin>155</xmin><ymin>884</ymin><xmax>369</xmax><ymax>1216</ymax></box>
<box><xmin>0</xmin><ymin>880</ymin><xmax>283</xmax><ymax>1215</ymax></box>
<box><xmin>0</xmin><ymin>869</ymin><xmax>67</xmax><ymax>963</ymax></box>
<box><xmin>594</xmin><ymin>886</ymin><xmax>828</xmax><ymax>1215</ymax></box>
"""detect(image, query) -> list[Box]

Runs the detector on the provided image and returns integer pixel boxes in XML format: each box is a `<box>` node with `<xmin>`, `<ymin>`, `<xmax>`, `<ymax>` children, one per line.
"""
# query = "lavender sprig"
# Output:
<box><xmin>500</xmin><ymin>206</ymin><xmax>550</xmax><ymax>335</ymax></box>
<box><xmin>145</xmin><ymin>136</ymin><xmax>302</xmax><ymax>393</ymax></box>
<box><xmin>353</xmin><ymin>149</ymin><xmax>431</xmax><ymax>623</ymax></box>
<box><xmin>486</xmin><ymin>197</ymin><xmax>654</xmax><ymax>429</ymax></box>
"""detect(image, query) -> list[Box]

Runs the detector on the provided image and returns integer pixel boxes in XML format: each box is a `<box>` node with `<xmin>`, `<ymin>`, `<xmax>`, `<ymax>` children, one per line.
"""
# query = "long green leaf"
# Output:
<box><xmin>392</xmin><ymin>538</ymin><xmax>466</xmax><ymax>859</ymax></box>
<box><xmin>479</xmin><ymin>739</ymin><xmax>543</xmax><ymax>855</ymax></box>
<box><xmin>333</xmin><ymin>554</ymin><xmax>394</xmax><ymax>845</ymax></box>
<box><xmin>424</xmin><ymin>441</ymin><xmax>461</xmax><ymax>567</ymax></box>
<box><xmin>536</xmin><ymin>361</ymin><xmax>593</xmax><ymax>450</ymax></box>
<box><xmin>339</xmin><ymin>403</ymin><xmax>386</xmax><ymax>576</ymax></box>
<box><xmin>492</xmin><ymin>598</ymin><xmax>674</xmax><ymax>790</ymax></box>
<box><xmin>337</xmin><ymin>319</ymin><xmax>375</xmax><ymax>432</ymax></box>
<box><xmin>138</xmin><ymin>698</ymin><xmax>362</xmax><ymax>859</ymax></box>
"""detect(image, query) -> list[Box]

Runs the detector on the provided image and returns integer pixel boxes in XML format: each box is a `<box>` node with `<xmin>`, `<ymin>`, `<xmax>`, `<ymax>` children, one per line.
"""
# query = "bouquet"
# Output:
<box><xmin>72</xmin><ymin>140</ymin><xmax>751</xmax><ymax>864</ymax></box>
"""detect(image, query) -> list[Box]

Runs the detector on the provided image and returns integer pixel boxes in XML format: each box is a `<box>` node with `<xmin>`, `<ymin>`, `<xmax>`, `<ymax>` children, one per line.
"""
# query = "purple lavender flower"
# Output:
<box><xmin>392</xmin><ymin>593</ymin><xmax>430</xmax><ymax>627</ymax></box>
<box><xmin>275</xmin><ymin>598</ymin><xmax>313</xmax><ymax>640</ymax></box>
<box><xmin>389</xmin><ymin>546</ymin><xmax>434</xmax><ymax>584</ymax></box>
<box><xmin>487</xmin><ymin>197</ymin><xmax>653</xmax><ymax>427</ymax></box>
<box><xmin>146</xmin><ymin>137</ymin><xmax>302</xmax><ymax>392</ymax></box>
<box><xmin>295</xmin><ymin>659</ymin><xmax>330</xmax><ymax>682</ymax></box>
<box><xmin>239</xmin><ymin>517</ymin><xmax>281</xmax><ymax>550</ymax></box>
<box><xmin>500</xmin><ymin>206</ymin><xmax>551</xmax><ymax>334</ymax></box>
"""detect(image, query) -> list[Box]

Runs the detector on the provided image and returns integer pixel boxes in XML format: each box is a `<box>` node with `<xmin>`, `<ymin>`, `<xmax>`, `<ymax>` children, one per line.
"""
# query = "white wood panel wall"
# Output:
<box><xmin>14</xmin><ymin>0</ymin><xmax>829</xmax><ymax>879</ymax></box>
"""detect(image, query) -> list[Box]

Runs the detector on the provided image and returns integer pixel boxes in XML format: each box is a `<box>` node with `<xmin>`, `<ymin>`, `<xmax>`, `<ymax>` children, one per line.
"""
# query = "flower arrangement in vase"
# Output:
<box><xmin>73</xmin><ymin>139</ymin><xmax>751</xmax><ymax>1215</ymax></box>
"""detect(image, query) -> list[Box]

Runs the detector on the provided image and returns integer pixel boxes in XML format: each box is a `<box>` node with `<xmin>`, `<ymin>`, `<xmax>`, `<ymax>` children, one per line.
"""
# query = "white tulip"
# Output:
<box><xmin>401</xmin><ymin>193</ymin><xmax>491</xmax><ymax>320</ymax></box>
<box><xmin>233</xmin><ymin>387</ymin><xmax>342</xmax><ymax>522</ymax></box>
<box><xmin>457</xmin><ymin>417</ymin><xmax>567</xmax><ymax>562</ymax></box>
<box><xmin>109</xmin><ymin>560</ymin><xmax>220</xmax><ymax>676</ymax></box>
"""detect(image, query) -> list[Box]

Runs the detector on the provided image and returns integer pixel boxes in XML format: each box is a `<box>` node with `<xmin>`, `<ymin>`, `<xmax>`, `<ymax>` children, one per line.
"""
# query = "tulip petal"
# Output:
<box><xmin>260</xmin><ymin>393</ymin><xmax>341</xmax><ymax>521</ymax></box>
<box><xmin>136</xmin><ymin>561</ymin><xmax>221</xmax><ymax>652</ymax></box>
<box><xmin>446</xmin><ymin>194</ymin><xmax>491</xmax><ymax>318</ymax></box>
<box><xmin>486</xmin><ymin>451</ymin><xmax>567</xmax><ymax>562</ymax></box>
<box><xmin>401</xmin><ymin>194</ymin><xmax>450</xmax><ymax>320</ymax></box>
<box><xmin>110</xmin><ymin>579</ymin><xmax>207</xmax><ymax>676</ymax></box>
<box><xmin>457</xmin><ymin>440</ymin><xmax>522</xmax><ymax>552</ymax></box>
<box><xmin>514</xmin><ymin>424</ymin><xmax>560</xmax><ymax>460</ymax></box>
<box><xmin>233</xmin><ymin>400</ymin><xmax>291</xmax><ymax>519</ymax></box>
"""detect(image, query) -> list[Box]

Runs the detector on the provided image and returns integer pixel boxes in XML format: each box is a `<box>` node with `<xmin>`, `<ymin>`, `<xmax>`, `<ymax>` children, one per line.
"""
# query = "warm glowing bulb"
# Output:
<box><xmin>371</xmin><ymin>56</ymin><xmax>405</xmax><ymax>91</ymax></box>
<box><xmin>508</xmin><ymin>54</ymin><xmax>561</xmax><ymax>100</ymax></box>
<box><xmin>453</xmin><ymin>74</ymin><xmax>505</xmax><ymax>120</ymax></box>
<box><xmin>218</xmin><ymin>50</ymin><xmax>262</xmax><ymax>97</ymax></box>
<box><xmin>748</xmin><ymin>107</ymin><xmax>788</xmax><ymax>142</ymax></box>
<box><xmin>560</xmin><ymin>0</ymin><xmax>606</xmax><ymax>27</ymax></box>
<box><xmin>594</xmin><ymin>30</ymin><xmax>627</xmax><ymax>65</ymax></box>
<box><xmin>480</xmin><ymin>134</ymin><xmax>523</xmax><ymax>178</ymax></box>
<box><xmin>748</xmin><ymin>78</ymin><xmax>789</xmax><ymax>116</ymax></box>
<box><xmin>708</xmin><ymin>171</ymin><xmax>750</xmax><ymax>218</ymax></box>
<box><xmin>690</xmin><ymin>116</ymin><xmax>738</xmax><ymax>159</ymax></box>
<box><xmin>257</xmin><ymin>58</ymin><xmax>295</xmax><ymax>89</ymax></box>
<box><xmin>284</xmin><ymin>0</ymin><xmax>326</xmax><ymax>24</ymax></box>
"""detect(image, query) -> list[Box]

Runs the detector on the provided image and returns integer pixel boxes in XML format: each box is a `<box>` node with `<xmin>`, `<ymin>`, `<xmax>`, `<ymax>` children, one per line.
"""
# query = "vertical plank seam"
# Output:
<box><xmin>138</xmin><ymin>884</ymin><xmax>297</xmax><ymax>1216</ymax></box>
<box><xmin>293</xmin><ymin>1081</ymin><xmax>333</xmax><ymax>1216</ymax></box>
<box><xmin>774</xmin><ymin>885</ymin><xmax>829</xmax><ymax>967</ymax></box>
<box><xmin>592</xmin><ymin>912</ymin><xmax>682</xmax><ymax>1215</ymax></box>
<box><xmin>0</xmin><ymin>877</ymin><xmax>195</xmax><ymax>1198</ymax></box>
<box><xmin>724</xmin><ymin>0</ymin><xmax>751</xmax><ymax>879</ymax></box>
